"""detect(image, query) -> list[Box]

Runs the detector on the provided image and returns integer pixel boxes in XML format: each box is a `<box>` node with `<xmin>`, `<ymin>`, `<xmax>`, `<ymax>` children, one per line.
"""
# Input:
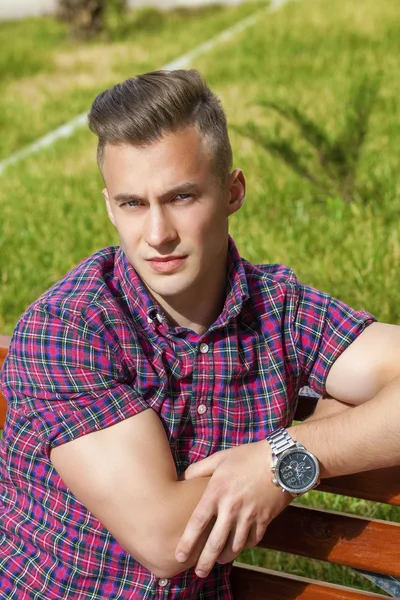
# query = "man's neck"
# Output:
<box><xmin>156</xmin><ymin>296</ymin><xmax>223</xmax><ymax>336</ymax></box>
<box><xmin>149</xmin><ymin>259</ymin><xmax>228</xmax><ymax>336</ymax></box>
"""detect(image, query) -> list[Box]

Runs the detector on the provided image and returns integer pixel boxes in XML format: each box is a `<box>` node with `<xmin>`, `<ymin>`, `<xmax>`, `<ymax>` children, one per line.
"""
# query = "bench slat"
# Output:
<box><xmin>0</xmin><ymin>396</ymin><xmax>6</xmax><ymax>429</ymax></box>
<box><xmin>258</xmin><ymin>504</ymin><xmax>400</xmax><ymax>577</ymax></box>
<box><xmin>318</xmin><ymin>468</ymin><xmax>400</xmax><ymax>506</ymax></box>
<box><xmin>230</xmin><ymin>563</ymin><xmax>389</xmax><ymax>600</ymax></box>
<box><xmin>0</xmin><ymin>335</ymin><xmax>11</xmax><ymax>355</ymax></box>
<box><xmin>0</xmin><ymin>336</ymin><xmax>11</xmax><ymax>428</ymax></box>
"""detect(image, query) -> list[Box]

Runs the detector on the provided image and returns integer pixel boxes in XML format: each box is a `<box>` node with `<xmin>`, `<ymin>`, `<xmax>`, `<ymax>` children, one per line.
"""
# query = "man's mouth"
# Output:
<box><xmin>147</xmin><ymin>256</ymin><xmax>187</xmax><ymax>273</ymax></box>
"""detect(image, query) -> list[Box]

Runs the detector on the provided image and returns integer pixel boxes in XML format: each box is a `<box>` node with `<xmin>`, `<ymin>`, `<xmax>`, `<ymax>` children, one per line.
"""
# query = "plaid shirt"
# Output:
<box><xmin>0</xmin><ymin>236</ymin><xmax>376</xmax><ymax>599</ymax></box>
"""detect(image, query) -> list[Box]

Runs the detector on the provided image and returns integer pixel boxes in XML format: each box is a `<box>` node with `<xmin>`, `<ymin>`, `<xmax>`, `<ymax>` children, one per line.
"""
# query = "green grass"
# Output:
<box><xmin>0</xmin><ymin>2</ymin><xmax>265</xmax><ymax>159</ymax></box>
<box><xmin>0</xmin><ymin>17</ymin><xmax>67</xmax><ymax>81</ymax></box>
<box><xmin>0</xmin><ymin>0</ymin><xmax>399</xmax><ymax>593</ymax></box>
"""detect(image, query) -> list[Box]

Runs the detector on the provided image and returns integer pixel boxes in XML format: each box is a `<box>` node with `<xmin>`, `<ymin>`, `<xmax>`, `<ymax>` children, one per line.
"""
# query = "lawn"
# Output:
<box><xmin>0</xmin><ymin>0</ymin><xmax>399</xmax><ymax>594</ymax></box>
<box><xmin>0</xmin><ymin>1</ymin><xmax>264</xmax><ymax>159</ymax></box>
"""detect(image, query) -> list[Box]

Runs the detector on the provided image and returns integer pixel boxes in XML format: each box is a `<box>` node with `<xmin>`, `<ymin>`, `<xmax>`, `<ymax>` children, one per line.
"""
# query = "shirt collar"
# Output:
<box><xmin>114</xmin><ymin>235</ymin><xmax>249</xmax><ymax>335</ymax></box>
<box><xmin>114</xmin><ymin>248</ymin><xmax>167</xmax><ymax>333</ymax></box>
<box><xmin>210</xmin><ymin>235</ymin><xmax>249</xmax><ymax>331</ymax></box>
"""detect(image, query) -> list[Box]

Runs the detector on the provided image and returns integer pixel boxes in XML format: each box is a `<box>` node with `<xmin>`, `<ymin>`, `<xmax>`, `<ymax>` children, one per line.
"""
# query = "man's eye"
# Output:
<box><xmin>175</xmin><ymin>194</ymin><xmax>193</xmax><ymax>201</ymax></box>
<box><xmin>122</xmin><ymin>200</ymin><xmax>141</xmax><ymax>208</ymax></box>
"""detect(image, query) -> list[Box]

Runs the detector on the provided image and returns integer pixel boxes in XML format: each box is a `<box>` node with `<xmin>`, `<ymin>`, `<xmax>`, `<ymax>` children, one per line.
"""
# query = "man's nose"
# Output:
<box><xmin>144</xmin><ymin>206</ymin><xmax>178</xmax><ymax>248</ymax></box>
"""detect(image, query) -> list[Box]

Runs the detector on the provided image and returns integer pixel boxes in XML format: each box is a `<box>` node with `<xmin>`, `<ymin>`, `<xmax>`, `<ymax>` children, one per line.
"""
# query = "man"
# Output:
<box><xmin>0</xmin><ymin>68</ymin><xmax>399</xmax><ymax>599</ymax></box>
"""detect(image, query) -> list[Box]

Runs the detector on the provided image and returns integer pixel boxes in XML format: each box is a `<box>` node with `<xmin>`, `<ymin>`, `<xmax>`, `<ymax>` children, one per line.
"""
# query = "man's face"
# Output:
<box><xmin>101</xmin><ymin>126</ymin><xmax>245</xmax><ymax>305</ymax></box>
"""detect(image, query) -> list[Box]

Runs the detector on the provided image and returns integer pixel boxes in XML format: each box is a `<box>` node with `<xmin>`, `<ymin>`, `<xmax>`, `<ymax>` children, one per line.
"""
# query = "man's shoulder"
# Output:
<box><xmin>242</xmin><ymin>258</ymin><xmax>299</xmax><ymax>289</ymax></box>
<box><xmin>21</xmin><ymin>246</ymin><xmax>121</xmax><ymax>323</ymax></box>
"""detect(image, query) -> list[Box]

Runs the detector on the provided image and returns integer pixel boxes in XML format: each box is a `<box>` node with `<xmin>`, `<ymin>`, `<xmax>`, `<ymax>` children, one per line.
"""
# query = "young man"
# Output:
<box><xmin>0</xmin><ymin>69</ymin><xmax>399</xmax><ymax>600</ymax></box>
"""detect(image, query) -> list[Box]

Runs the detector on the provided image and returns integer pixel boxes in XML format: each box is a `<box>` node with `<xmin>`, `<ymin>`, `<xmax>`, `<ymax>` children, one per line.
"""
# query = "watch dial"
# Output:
<box><xmin>278</xmin><ymin>450</ymin><xmax>318</xmax><ymax>492</ymax></box>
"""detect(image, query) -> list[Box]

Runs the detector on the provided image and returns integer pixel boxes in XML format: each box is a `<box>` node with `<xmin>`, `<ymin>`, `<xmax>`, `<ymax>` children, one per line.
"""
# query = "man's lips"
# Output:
<box><xmin>147</xmin><ymin>256</ymin><xmax>187</xmax><ymax>272</ymax></box>
<box><xmin>147</xmin><ymin>256</ymin><xmax>185</xmax><ymax>261</ymax></box>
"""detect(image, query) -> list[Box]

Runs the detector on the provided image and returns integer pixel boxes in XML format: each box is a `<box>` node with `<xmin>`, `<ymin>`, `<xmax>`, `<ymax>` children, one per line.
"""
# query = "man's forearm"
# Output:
<box><xmin>288</xmin><ymin>376</ymin><xmax>400</xmax><ymax>478</ymax></box>
<box><xmin>155</xmin><ymin>476</ymin><xmax>216</xmax><ymax>578</ymax></box>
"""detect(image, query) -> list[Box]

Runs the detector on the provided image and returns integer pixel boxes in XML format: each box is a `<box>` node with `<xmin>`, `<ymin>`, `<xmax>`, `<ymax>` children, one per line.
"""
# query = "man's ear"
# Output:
<box><xmin>102</xmin><ymin>188</ymin><xmax>116</xmax><ymax>227</ymax></box>
<box><xmin>226</xmin><ymin>169</ymin><xmax>246</xmax><ymax>217</ymax></box>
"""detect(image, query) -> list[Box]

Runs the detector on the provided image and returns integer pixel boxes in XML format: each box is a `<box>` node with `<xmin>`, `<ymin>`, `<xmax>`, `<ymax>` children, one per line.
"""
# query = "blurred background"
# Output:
<box><xmin>0</xmin><ymin>0</ymin><xmax>246</xmax><ymax>20</ymax></box>
<box><xmin>0</xmin><ymin>0</ymin><xmax>399</xmax><ymax>592</ymax></box>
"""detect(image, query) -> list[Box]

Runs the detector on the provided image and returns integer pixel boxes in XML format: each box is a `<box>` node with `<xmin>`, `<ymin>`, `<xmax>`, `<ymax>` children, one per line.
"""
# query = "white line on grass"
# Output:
<box><xmin>0</xmin><ymin>0</ymin><xmax>293</xmax><ymax>176</ymax></box>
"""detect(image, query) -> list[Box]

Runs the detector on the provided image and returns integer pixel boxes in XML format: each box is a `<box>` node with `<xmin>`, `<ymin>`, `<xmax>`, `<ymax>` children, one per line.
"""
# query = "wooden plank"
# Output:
<box><xmin>0</xmin><ymin>394</ymin><xmax>6</xmax><ymax>429</ymax></box>
<box><xmin>257</xmin><ymin>504</ymin><xmax>400</xmax><ymax>577</ymax></box>
<box><xmin>0</xmin><ymin>335</ymin><xmax>10</xmax><ymax>360</ymax></box>
<box><xmin>319</xmin><ymin>468</ymin><xmax>400</xmax><ymax>506</ymax></box>
<box><xmin>230</xmin><ymin>563</ymin><xmax>389</xmax><ymax>600</ymax></box>
<box><xmin>0</xmin><ymin>336</ymin><xmax>11</xmax><ymax>429</ymax></box>
<box><xmin>0</xmin><ymin>385</ymin><xmax>8</xmax><ymax>426</ymax></box>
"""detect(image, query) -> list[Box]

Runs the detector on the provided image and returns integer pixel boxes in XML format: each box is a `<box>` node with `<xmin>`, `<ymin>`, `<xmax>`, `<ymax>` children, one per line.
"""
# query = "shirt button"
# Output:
<box><xmin>199</xmin><ymin>343</ymin><xmax>209</xmax><ymax>354</ymax></box>
<box><xmin>197</xmin><ymin>404</ymin><xmax>207</xmax><ymax>415</ymax></box>
<box><xmin>158</xmin><ymin>578</ymin><xmax>169</xmax><ymax>587</ymax></box>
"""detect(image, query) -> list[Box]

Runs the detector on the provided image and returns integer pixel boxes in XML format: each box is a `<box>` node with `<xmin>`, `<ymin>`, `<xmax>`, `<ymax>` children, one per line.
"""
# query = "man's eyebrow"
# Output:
<box><xmin>112</xmin><ymin>182</ymin><xmax>201</xmax><ymax>204</ymax></box>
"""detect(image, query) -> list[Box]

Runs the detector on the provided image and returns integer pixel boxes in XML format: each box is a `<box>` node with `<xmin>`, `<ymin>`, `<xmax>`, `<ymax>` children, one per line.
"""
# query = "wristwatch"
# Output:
<box><xmin>265</xmin><ymin>428</ymin><xmax>320</xmax><ymax>497</ymax></box>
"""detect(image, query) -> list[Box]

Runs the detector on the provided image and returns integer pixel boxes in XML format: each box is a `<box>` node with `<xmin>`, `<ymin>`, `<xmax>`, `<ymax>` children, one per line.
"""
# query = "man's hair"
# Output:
<box><xmin>88</xmin><ymin>69</ymin><xmax>233</xmax><ymax>187</ymax></box>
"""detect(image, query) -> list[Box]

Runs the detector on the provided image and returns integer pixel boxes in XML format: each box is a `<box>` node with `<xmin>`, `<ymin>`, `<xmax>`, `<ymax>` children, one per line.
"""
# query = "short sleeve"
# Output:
<box><xmin>291</xmin><ymin>281</ymin><xmax>378</xmax><ymax>395</ymax></box>
<box><xmin>0</xmin><ymin>304</ymin><xmax>149</xmax><ymax>457</ymax></box>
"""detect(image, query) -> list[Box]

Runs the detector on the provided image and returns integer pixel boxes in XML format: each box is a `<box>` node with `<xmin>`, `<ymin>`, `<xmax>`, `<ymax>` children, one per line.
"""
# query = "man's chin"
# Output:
<box><xmin>139</xmin><ymin>271</ymin><xmax>193</xmax><ymax>300</ymax></box>
<box><xmin>147</xmin><ymin>281</ymin><xmax>190</xmax><ymax>300</ymax></box>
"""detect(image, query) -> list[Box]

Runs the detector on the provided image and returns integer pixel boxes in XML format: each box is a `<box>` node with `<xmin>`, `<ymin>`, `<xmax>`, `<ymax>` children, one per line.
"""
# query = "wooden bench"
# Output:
<box><xmin>0</xmin><ymin>335</ymin><xmax>399</xmax><ymax>599</ymax></box>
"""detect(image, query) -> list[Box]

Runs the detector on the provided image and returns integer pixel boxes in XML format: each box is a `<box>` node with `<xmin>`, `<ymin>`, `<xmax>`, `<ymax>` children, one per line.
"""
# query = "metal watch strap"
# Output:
<box><xmin>267</xmin><ymin>427</ymin><xmax>297</xmax><ymax>456</ymax></box>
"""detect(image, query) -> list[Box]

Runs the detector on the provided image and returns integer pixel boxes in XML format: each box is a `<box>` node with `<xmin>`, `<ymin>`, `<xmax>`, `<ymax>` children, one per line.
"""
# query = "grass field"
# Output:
<box><xmin>0</xmin><ymin>2</ymin><xmax>264</xmax><ymax>159</ymax></box>
<box><xmin>0</xmin><ymin>0</ymin><xmax>399</xmax><ymax>594</ymax></box>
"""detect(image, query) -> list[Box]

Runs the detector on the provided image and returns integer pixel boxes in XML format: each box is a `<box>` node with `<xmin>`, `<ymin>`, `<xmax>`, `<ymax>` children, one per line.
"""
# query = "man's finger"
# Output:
<box><xmin>217</xmin><ymin>518</ymin><xmax>251</xmax><ymax>564</ymax></box>
<box><xmin>194</xmin><ymin>513</ymin><xmax>233</xmax><ymax>578</ymax></box>
<box><xmin>216</xmin><ymin>524</ymin><xmax>237</xmax><ymax>565</ymax></box>
<box><xmin>175</xmin><ymin>494</ymin><xmax>217</xmax><ymax>562</ymax></box>
<box><xmin>184</xmin><ymin>453</ymin><xmax>221</xmax><ymax>480</ymax></box>
<box><xmin>245</xmin><ymin>521</ymin><xmax>262</xmax><ymax>548</ymax></box>
<box><xmin>229</xmin><ymin>516</ymin><xmax>251</xmax><ymax>555</ymax></box>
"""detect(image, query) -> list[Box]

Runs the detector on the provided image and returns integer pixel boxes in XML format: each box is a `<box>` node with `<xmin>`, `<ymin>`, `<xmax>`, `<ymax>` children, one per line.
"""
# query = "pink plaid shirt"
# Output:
<box><xmin>0</xmin><ymin>236</ymin><xmax>376</xmax><ymax>599</ymax></box>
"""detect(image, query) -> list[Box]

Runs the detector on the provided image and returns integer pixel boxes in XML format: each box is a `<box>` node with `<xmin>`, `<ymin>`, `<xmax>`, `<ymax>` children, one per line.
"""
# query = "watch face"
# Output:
<box><xmin>277</xmin><ymin>449</ymin><xmax>319</xmax><ymax>493</ymax></box>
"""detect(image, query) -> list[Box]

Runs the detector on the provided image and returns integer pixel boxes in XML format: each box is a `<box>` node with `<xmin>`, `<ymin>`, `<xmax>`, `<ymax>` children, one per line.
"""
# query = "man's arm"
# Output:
<box><xmin>50</xmin><ymin>407</ymin><xmax>214</xmax><ymax>579</ymax></box>
<box><xmin>288</xmin><ymin>321</ymin><xmax>400</xmax><ymax>476</ymax></box>
<box><xmin>2</xmin><ymin>306</ymin><xmax>213</xmax><ymax>581</ymax></box>
<box><xmin>291</xmin><ymin>321</ymin><xmax>400</xmax><ymax>475</ymax></box>
<box><xmin>289</xmin><ymin>374</ymin><xmax>400</xmax><ymax>477</ymax></box>
<box><xmin>1</xmin><ymin>304</ymin><xmax>214</xmax><ymax>580</ymax></box>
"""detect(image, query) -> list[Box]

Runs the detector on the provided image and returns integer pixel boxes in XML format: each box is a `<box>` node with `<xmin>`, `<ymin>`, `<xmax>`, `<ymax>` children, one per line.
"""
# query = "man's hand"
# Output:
<box><xmin>174</xmin><ymin>441</ymin><xmax>292</xmax><ymax>578</ymax></box>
